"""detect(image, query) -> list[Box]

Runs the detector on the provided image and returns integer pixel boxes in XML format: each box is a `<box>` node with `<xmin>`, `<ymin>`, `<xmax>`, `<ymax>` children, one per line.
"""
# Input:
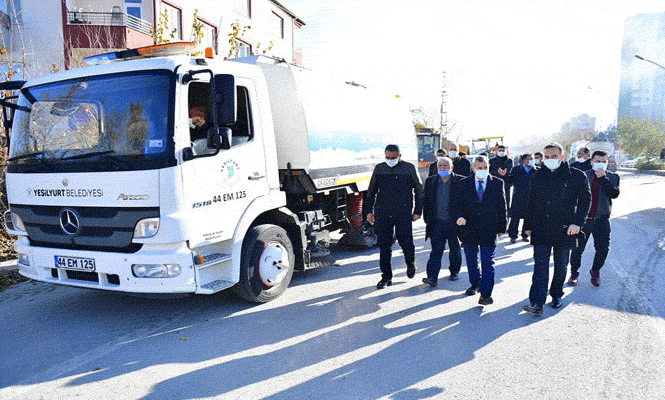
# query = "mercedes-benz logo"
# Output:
<box><xmin>59</xmin><ymin>208</ymin><xmax>81</xmax><ymax>236</ymax></box>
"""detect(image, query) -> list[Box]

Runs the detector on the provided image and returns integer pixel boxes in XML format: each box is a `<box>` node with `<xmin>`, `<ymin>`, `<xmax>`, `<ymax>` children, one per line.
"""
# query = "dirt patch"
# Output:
<box><xmin>0</xmin><ymin>269</ymin><xmax>28</xmax><ymax>290</ymax></box>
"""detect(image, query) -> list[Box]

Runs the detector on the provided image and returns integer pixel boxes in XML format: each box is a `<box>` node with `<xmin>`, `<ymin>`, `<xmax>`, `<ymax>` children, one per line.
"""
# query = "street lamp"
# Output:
<box><xmin>634</xmin><ymin>54</ymin><xmax>665</xmax><ymax>71</ymax></box>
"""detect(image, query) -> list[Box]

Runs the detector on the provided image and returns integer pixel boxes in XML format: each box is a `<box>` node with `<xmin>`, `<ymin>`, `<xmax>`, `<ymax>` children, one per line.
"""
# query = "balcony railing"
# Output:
<box><xmin>66</xmin><ymin>11</ymin><xmax>152</xmax><ymax>36</ymax></box>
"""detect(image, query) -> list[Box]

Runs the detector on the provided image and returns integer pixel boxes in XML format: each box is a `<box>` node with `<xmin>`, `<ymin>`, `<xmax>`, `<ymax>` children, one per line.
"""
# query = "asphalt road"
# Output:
<box><xmin>1</xmin><ymin>170</ymin><xmax>664</xmax><ymax>400</ymax></box>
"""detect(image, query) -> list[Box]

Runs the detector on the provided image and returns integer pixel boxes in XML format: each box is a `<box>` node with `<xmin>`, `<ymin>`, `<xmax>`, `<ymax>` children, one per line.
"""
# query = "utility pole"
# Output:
<box><xmin>439</xmin><ymin>71</ymin><xmax>448</xmax><ymax>139</ymax></box>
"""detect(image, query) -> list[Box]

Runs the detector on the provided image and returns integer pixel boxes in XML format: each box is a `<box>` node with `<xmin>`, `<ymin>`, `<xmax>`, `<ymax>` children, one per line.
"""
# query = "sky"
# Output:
<box><xmin>279</xmin><ymin>0</ymin><xmax>665</xmax><ymax>148</ymax></box>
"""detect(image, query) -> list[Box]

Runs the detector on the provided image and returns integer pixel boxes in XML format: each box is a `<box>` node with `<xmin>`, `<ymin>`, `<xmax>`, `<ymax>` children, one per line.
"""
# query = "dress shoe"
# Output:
<box><xmin>376</xmin><ymin>278</ymin><xmax>392</xmax><ymax>289</ymax></box>
<box><xmin>523</xmin><ymin>304</ymin><xmax>543</xmax><ymax>315</ymax></box>
<box><xmin>522</xmin><ymin>237</ymin><xmax>529</xmax><ymax>242</ymax></box>
<box><xmin>590</xmin><ymin>269</ymin><xmax>600</xmax><ymax>287</ymax></box>
<box><xmin>422</xmin><ymin>277</ymin><xmax>437</xmax><ymax>287</ymax></box>
<box><xmin>510</xmin><ymin>238</ymin><xmax>517</xmax><ymax>243</ymax></box>
<box><xmin>478</xmin><ymin>295</ymin><xmax>493</xmax><ymax>305</ymax></box>
<box><xmin>448</xmin><ymin>273</ymin><xmax>459</xmax><ymax>281</ymax></box>
<box><xmin>406</xmin><ymin>264</ymin><xmax>416</xmax><ymax>279</ymax></box>
<box><xmin>567</xmin><ymin>272</ymin><xmax>579</xmax><ymax>286</ymax></box>
<box><xmin>551</xmin><ymin>297</ymin><xmax>562</xmax><ymax>309</ymax></box>
<box><xmin>465</xmin><ymin>286</ymin><xmax>479</xmax><ymax>296</ymax></box>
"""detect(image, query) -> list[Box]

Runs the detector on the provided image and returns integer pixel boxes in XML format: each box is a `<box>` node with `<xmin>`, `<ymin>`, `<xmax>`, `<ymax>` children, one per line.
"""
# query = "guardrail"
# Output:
<box><xmin>66</xmin><ymin>11</ymin><xmax>152</xmax><ymax>36</ymax></box>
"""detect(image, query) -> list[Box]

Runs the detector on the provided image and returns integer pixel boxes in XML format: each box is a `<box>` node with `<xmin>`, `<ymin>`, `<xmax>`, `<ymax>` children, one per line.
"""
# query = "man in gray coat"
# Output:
<box><xmin>568</xmin><ymin>150</ymin><xmax>620</xmax><ymax>287</ymax></box>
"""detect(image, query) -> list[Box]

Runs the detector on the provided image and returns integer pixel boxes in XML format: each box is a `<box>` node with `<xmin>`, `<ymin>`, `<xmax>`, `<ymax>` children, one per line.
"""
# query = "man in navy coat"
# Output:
<box><xmin>506</xmin><ymin>153</ymin><xmax>536</xmax><ymax>243</ymax></box>
<box><xmin>453</xmin><ymin>155</ymin><xmax>507</xmax><ymax>305</ymax></box>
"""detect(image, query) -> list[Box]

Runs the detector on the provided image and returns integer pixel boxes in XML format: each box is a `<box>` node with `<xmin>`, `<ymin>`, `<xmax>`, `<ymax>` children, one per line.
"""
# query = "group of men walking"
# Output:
<box><xmin>364</xmin><ymin>142</ymin><xmax>620</xmax><ymax>315</ymax></box>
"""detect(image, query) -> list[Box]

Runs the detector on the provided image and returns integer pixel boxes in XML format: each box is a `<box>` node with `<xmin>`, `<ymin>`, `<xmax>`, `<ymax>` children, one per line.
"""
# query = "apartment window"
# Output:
<box><xmin>199</xmin><ymin>20</ymin><xmax>217</xmax><ymax>53</ymax></box>
<box><xmin>272</xmin><ymin>12</ymin><xmax>284</xmax><ymax>39</ymax></box>
<box><xmin>234</xmin><ymin>0</ymin><xmax>251</xmax><ymax>18</ymax></box>
<box><xmin>126</xmin><ymin>0</ymin><xmax>142</xmax><ymax>19</ymax></box>
<box><xmin>162</xmin><ymin>2</ymin><xmax>182</xmax><ymax>40</ymax></box>
<box><xmin>237</xmin><ymin>39</ymin><xmax>251</xmax><ymax>58</ymax></box>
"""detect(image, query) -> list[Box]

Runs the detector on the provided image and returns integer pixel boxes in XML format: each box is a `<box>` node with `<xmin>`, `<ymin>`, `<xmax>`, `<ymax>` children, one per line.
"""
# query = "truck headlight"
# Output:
<box><xmin>18</xmin><ymin>253</ymin><xmax>30</xmax><ymax>266</ymax></box>
<box><xmin>4</xmin><ymin>210</ymin><xmax>26</xmax><ymax>233</ymax></box>
<box><xmin>134</xmin><ymin>218</ymin><xmax>160</xmax><ymax>239</ymax></box>
<box><xmin>132</xmin><ymin>263</ymin><xmax>181</xmax><ymax>278</ymax></box>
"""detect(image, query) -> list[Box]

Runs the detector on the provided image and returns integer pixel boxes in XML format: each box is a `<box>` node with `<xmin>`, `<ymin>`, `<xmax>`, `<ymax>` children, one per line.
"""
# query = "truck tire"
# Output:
<box><xmin>233</xmin><ymin>224</ymin><xmax>295</xmax><ymax>303</ymax></box>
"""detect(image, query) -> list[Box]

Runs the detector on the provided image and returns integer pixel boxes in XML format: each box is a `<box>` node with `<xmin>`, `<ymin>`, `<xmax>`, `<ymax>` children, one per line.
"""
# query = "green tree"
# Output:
<box><xmin>617</xmin><ymin>115</ymin><xmax>665</xmax><ymax>157</ymax></box>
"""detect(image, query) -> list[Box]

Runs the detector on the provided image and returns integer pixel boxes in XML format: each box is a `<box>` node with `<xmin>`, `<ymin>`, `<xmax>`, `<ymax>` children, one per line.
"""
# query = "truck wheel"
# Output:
<box><xmin>233</xmin><ymin>224</ymin><xmax>295</xmax><ymax>303</ymax></box>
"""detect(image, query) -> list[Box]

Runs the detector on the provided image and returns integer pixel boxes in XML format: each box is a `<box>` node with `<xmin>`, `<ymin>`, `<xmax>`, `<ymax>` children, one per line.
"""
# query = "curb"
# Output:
<box><xmin>0</xmin><ymin>259</ymin><xmax>18</xmax><ymax>272</ymax></box>
<box><xmin>617</xmin><ymin>167</ymin><xmax>665</xmax><ymax>176</ymax></box>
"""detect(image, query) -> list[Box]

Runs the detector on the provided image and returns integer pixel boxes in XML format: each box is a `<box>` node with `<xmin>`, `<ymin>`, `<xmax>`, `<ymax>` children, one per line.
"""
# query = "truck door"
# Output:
<box><xmin>182</xmin><ymin>77</ymin><xmax>268</xmax><ymax>244</ymax></box>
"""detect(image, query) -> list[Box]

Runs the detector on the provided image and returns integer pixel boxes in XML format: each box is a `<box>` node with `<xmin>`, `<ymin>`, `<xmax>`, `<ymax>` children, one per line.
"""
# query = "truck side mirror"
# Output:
<box><xmin>210</xmin><ymin>74</ymin><xmax>236</xmax><ymax>126</ymax></box>
<box><xmin>207</xmin><ymin>127</ymin><xmax>231</xmax><ymax>150</ymax></box>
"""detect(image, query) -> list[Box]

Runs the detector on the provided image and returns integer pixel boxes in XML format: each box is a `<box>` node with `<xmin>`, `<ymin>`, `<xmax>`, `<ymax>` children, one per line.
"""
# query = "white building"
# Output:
<box><xmin>0</xmin><ymin>0</ymin><xmax>305</xmax><ymax>80</ymax></box>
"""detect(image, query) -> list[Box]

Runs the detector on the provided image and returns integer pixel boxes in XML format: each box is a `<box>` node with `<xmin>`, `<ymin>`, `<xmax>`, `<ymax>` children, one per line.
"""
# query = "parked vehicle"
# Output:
<box><xmin>1</xmin><ymin>42</ymin><xmax>417</xmax><ymax>302</ymax></box>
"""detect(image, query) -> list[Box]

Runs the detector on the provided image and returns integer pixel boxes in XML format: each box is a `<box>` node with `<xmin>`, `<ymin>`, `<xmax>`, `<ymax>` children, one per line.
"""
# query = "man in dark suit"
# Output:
<box><xmin>506</xmin><ymin>153</ymin><xmax>536</xmax><ymax>243</ymax></box>
<box><xmin>422</xmin><ymin>157</ymin><xmax>464</xmax><ymax>286</ymax></box>
<box><xmin>523</xmin><ymin>143</ymin><xmax>591</xmax><ymax>314</ymax></box>
<box><xmin>365</xmin><ymin>144</ymin><xmax>424</xmax><ymax>289</ymax></box>
<box><xmin>449</xmin><ymin>143</ymin><xmax>472</xmax><ymax>177</ymax></box>
<box><xmin>568</xmin><ymin>150</ymin><xmax>620</xmax><ymax>287</ymax></box>
<box><xmin>489</xmin><ymin>144</ymin><xmax>514</xmax><ymax>209</ymax></box>
<box><xmin>428</xmin><ymin>148</ymin><xmax>447</xmax><ymax>177</ymax></box>
<box><xmin>570</xmin><ymin>146</ymin><xmax>592</xmax><ymax>172</ymax></box>
<box><xmin>453</xmin><ymin>155</ymin><xmax>507</xmax><ymax>305</ymax></box>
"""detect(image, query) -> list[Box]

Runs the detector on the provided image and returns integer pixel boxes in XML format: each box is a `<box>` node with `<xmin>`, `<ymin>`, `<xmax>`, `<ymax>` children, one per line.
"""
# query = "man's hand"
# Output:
<box><xmin>594</xmin><ymin>168</ymin><xmax>606</xmax><ymax>178</ymax></box>
<box><xmin>456</xmin><ymin>217</ymin><xmax>466</xmax><ymax>226</ymax></box>
<box><xmin>366</xmin><ymin>213</ymin><xmax>375</xmax><ymax>225</ymax></box>
<box><xmin>525</xmin><ymin>230</ymin><xmax>531</xmax><ymax>236</ymax></box>
<box><xmin>412</xmin><ymin>214</ymin><xmax>421</xmax><ymax>222</ymax></box>
<box><xmin>497</xmin><ymin>233</ymin><xmax>504</xmax><ymax>238</ymax></box>
<box><xmin>498</xmin><ymin>168</ymin><xmax>507</xmax><ymax>176</ymax></box>
<box><xmin>567</xmin><ymin>224</ymin><xmax>581</xmax><ymax>236</ymax></box>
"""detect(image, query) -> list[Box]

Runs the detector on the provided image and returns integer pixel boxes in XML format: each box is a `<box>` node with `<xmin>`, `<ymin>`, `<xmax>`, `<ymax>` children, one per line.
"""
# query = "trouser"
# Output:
<box><xmin>507</xmin><ymin>216</ymin><xmax>527</xmax><ymax>239</ymax></box>
<box><xmin>529</xmin><ymin>245</ymin><xmax>570</xmax><ymax>306</ymax></box>
<box><xmin>375</xmin><ymin>214</ymin><xmax>414</xmax><ymax>279</ymax></box>
<box><xmin>425</xmin><ymin>220</ymin><xmax>462</xmax><ymax>281</ymax></box>
<box><xmin>570</xmin><ymin>217</ymin><xmax>611</xmax><ymax>273</ymax></box>
<box><xmin>463</xmin><ymin>244</ymin><xmax>496</xmax><ymax>297</ymax></box>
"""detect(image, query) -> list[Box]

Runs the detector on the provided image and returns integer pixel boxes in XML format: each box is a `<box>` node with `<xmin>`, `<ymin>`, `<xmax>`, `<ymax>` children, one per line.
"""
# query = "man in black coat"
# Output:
<box><xmin>422</xmin><ymin>157</ymin><xmax>464</xmax><ymax>286</ymax></box>
<box><xmin>570</xmin><ymin>146</ymin><xmax>592</xmax><ymax>172</ymax></box>
<box><xmin>365</xmin><ymin>144</ymin><xmax>424</xmax><ymax>289</ymax></box>
<box><xmin>428</xmin><ymin>148</ymin><xmax>447</xmax><ymax>177</ymax></box>
<box><xmin>453</xmin><ymin>155</ymin><xmax>507</xmax><ymax>305</ymax></box>
<box><xmin>506</xmin><ymin>153</ymin><xmax>536</xmax><ymax>243</ymax></box>
<box><xmin>568</xmin><ymin>150</ymin><xmax>620</xmax><ymax>287</ymax></box>
<box><xmin>523</xmin><ymin>143</ymin><xmax>591</xmax><ymax>314</ymax></box>
<box><xmin>449</xmin><ymin>143</ymin><xmax>472</xmax><ymax>177</ymax></box>
<box><xmin>489</xmin><ymin>144</ymin><xmax>514</xmax><ymax>208</ymax></box>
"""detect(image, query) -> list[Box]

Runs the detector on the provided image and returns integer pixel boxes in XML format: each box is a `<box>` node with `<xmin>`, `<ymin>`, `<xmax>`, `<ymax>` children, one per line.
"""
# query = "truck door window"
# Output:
<box><xmin>231</xmin><ymin>86</ymin><xmax>253</xmax><ymax>146</ymax></box>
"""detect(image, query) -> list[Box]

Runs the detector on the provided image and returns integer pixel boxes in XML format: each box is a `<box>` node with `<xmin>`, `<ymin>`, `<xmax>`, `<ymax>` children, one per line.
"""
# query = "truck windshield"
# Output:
<box><xmin>8</xmin><ymin>70</ymin><xmax>175</xmax><ymax>172</ymax></box>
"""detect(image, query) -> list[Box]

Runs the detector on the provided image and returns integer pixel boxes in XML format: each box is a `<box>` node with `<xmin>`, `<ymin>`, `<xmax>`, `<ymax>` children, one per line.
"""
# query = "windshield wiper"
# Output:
<box><xmin>60</xmin><ymin>150</ymin><xmax>115</xmax><ymax>161</ymax></box>
<box><xmin>7</xmin><ymin>151</ymin><xmax>45</xmax><ymax>162</ymax></box>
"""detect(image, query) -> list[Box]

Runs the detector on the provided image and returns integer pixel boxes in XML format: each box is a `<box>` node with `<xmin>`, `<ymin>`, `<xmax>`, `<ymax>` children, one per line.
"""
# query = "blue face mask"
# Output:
<box><xmin>438</xmin><ymin>170</ymin><xmax>450</xmax><ymax>178</ymax></box>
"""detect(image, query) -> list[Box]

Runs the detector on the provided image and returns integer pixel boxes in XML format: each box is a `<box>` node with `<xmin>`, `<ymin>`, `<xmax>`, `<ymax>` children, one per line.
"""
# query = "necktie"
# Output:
<box><xmin>477</xmin><ymin>181</ymin><xmax>484</xmax><ymax>201</ymax></box>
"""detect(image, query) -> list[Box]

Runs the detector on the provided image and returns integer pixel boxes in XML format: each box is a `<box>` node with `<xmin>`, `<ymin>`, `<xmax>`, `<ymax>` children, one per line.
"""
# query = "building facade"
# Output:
<box><xmin>618</xmin><ymin>12</ymin><xmax>665</xmax><ymax>122</ymax></box>
<box><xmin>0</xmin><ymin>0</ymin><xmax>304</xmax><ymax>80</ymax></box>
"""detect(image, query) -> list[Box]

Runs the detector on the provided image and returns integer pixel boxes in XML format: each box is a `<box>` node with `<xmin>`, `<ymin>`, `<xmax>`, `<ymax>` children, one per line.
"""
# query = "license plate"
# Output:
<box><xmin>54</xmin><ymin>256</ymin><xmax>96</xmax><ymax>271</ymax></box>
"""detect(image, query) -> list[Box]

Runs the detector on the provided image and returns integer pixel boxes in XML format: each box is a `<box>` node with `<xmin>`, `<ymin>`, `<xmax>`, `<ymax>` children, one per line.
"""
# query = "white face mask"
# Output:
<box><xmin>385</xmin><ymin>159</ymin><xmax>398</xmax><ymax>168</ymax></box>
<box><xmin>543</xmin><ymin>158</ymin><xmax>561</xmax><ymax>170</ymax></box>
<box><xmin>534</xmin><ymin>158</ymin><xmax>541</xmax><ymax>165</ymax></box>
<box><xmin>498</xmin><ymin>151</ymin><xmax>506</xmax><ymax>157</ymax></box>
<box><xmin>528</xmin><ymin>159</ymin><xmax>535</xmax><ymax>167</ymax></box>
<box><xmin>593</xmin><ymin>162</ymin><xmax>607</xmax><ymax>171</ymax></box>
<box><xmin>475</xmin><ymin>169</ymin><xmax>489</xmax><ymax>180</ymax></box>
<box><xmin>449</xmin><ymin>150</ymin><xmax>458</xmax><ymax>158</ymax></box>
<box><xmin>576</xmin><ymin>157</ymin><xmax>586</xmax><ymax>163</ymax></box>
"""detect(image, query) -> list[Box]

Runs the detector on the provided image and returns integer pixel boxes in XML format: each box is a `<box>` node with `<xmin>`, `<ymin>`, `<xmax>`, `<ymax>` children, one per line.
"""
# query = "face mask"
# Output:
<box><xmin>576</xmin><ymin>157</ymin><xmax>586</xmax><ymax>163</ymax></box>
<box><xmin>189</xmin><ymin>118</ymin><xmax>196</xmax><ymax>129</ymax></box>
<box><xmin>438</xmin><ymin>170</ymin><xmax>450</xmax><ymax>178</ymax></box>
<box><xmin>534</xmin><ymin>158</ymin><xmax>541</xmax><ymax>165</ymax></box>
<box><xmin>385</xmin><ymin>159</ymin><xmax>398</xmax><ymax>168</ymax></box>
<box><xmin>475</xmin><ymin>169</ymin><xmax>489</xmax><ymax>180</ymax></box>
<box><xmin>498</xmin><ymin>151</ymin><xmax>506</xmax><ymax>157</ymax></box>
<box><xmin>543</xmin><ymin>158</ymin><xmax>561</xmax><ymax>170</ymax></box>
<box><xmin>528</xmin><ymin>159</ymin><xmax>535</xmax><ymax>167</ymax></box>
<box><xmin>593</xmin><ymin>162</ymin><xmax>607</xmax><ymax>171</ymax></box>
<box><xmin>449</xmin><ymin>150</ymin><xmax>458</xmax><ymax>158</ymax></box>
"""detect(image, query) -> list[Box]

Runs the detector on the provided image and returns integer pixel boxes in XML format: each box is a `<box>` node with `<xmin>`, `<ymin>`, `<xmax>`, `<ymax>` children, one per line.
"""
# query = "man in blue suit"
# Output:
<box><xmin>453</xmin><ymin>155</ymin><xmax>507</xmax><ymax>305</ymax></box>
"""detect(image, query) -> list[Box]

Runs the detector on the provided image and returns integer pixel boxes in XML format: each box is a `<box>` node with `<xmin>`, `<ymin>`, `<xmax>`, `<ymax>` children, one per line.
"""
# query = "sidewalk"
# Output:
<box><xmin>617</xmin><ymin>167</ymin><xmax>665</xmax><ymax>176</ymax></box>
